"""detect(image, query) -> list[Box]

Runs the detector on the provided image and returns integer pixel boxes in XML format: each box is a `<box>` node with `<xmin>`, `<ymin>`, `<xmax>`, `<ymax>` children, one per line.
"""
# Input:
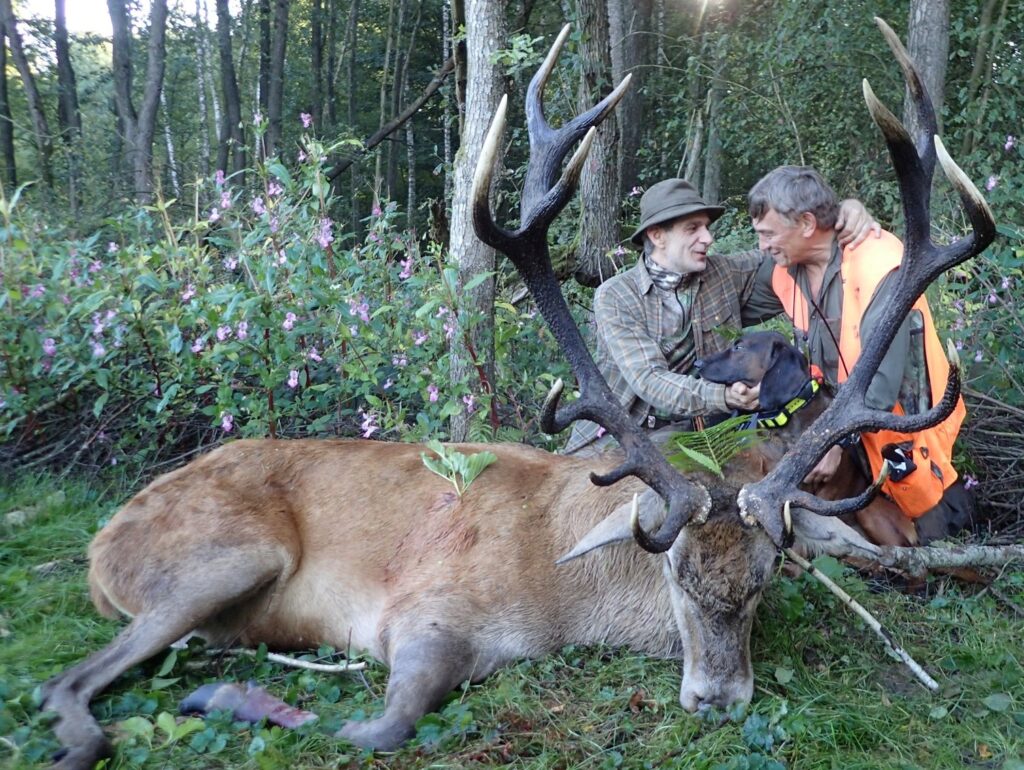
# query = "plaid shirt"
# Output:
<box><xmin>564</xmin><ymin>251</ymin><xmax>781</xmax><ymax>453</ymax></box>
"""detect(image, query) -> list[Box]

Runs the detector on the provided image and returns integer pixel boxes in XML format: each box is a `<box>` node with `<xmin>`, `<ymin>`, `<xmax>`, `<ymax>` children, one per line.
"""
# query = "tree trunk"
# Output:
<box><xmin>258</xmin><ymin>0</ymin><xmax>270</xmax><ymax>116</ymax></box>
<box><xmin>345</xmin><ymin>0</ymin><xmax>360</xmax><ymax>234</ymax></box>
<box><xmin>904</xmin><ymin>0</ymin><xmax>949</xmax><ymax>145</ymax></box>
<box><xmin>960</xmin><ymin>0</ymin><xmax>1008</xmax><ymax>157</ymax></box>
<box><xmin>311</xmin><ymin>0</ymin><xmax>323</xmax><ymax>128</ymax></box>
<box><xmin>1</xmin><ymin>0</ymin><xmax>53</xmax><ymax>188</ymax></box>
<box><xmin>373</xmin><ymin>0</ymin><xmax>396</xmax><ymax>200</ymax></box>
<box><xmin>385</xmin><ymin>0</ymin><xmax>408</xmax><ymax>199</ymax></box>
<box><xmin>389</xmin><ymin>0</ymin><xmax>422</xmax><ymax>203</ymax></box>
<box><xmin>0</xmin><ymin>19</ymin><xmax>15</xmax><ymax>189</ymax></box>
<box><xmin>701</xmin><ymin>33</ymin><xmax>726</xmax><ymax>206</ymax></box>
<box><xmin>326</xmin><ymin>0</ymin><xmax>338</xmax><ymax>126</ymax></box>
<box><xmin>108</xmin><ymin>0</ymin><xmax>168</xmax><ymax>203</ymax></box>
<box><xmin>609</xmin><ymin>0</ymin><xmax>650</xmax><ymax>196</ymax></box>
<box><xmin>215</xmin><ymin>0</ymin><xmax>246</xmax><ymax>178</ymax></box>
<box><xmin>266</xmin><ymin>0</ymin><xmax>289</xmax><ymax>157</ymax></box>
<box><xmin>450</xmin><ymin>0</ymin><xmax>467</xmax><ymax>139</ymax></box>
<box><xmin>442</xmin><ymin>0</ymin><xmax>453</xmax><ymax>204</ymax></box>
<box><xmin>448</xmin><ymin>0</ymin><xmax>505</xmax><ymax>440</ymax></box>
<box><xmin>194</xmin><ymin>0</ymin><xmax>213</xmax><ymax>178</ymax></box>
<box><xmin>160</xmin><ymin>89</ymin><xmax>181</xmax><ymax>196</ymax></box>
<box><xmin>571</xmin><ymin>0</ymin><xmax>620</xmax><ymax>287</ymax></box>
<box><xmin>55</xmin><ymin>0</ymin><xmax>82</xmax><ymax>213</ymax></box>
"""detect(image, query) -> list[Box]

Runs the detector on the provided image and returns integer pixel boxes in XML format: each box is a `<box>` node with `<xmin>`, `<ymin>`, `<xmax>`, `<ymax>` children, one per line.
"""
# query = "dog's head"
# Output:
<box><xmin>694</xmin><ymin>331</ymin><xmax>810</xmax><ymax>411</ymax></box>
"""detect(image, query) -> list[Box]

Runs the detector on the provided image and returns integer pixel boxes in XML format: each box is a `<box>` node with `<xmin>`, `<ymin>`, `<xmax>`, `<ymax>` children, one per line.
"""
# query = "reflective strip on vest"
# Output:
<box><xmin>770</xmin><ymin>231</ymin><xmax>965</xmax><ymax>518</ymax></box>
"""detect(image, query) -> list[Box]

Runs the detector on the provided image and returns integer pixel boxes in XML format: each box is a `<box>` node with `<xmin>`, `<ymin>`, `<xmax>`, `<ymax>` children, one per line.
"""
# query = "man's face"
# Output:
<box><xmin>752</xmin><ymin>208</ymin><xmax>805</xmax><ymax>268</ymax></box>
<box><xmin>649</xmin><ymin>213</ymin><xmax>714</xmax><ymax>275</ymax></box>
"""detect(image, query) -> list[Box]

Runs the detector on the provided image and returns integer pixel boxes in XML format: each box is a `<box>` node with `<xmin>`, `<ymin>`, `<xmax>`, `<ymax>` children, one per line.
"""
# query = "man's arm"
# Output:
<box><xmin>595</xmin><ymin>283</ymin><xmax>730</xmax><ymax>417</ymax></box>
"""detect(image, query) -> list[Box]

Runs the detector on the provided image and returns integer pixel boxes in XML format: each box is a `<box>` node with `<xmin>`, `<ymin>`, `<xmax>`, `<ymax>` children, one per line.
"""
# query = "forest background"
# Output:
<box><xmin>0</xmin><ymin>0</ymin><xmax>1022</xmax><ymax>528</ymax></box>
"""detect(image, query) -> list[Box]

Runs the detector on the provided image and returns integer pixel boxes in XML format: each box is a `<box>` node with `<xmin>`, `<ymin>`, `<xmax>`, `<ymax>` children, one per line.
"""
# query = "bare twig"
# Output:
<box><xmin>208</xmin><ymin>647</ymin><xmax>367</xmax><ymax>673</ymax></box>
<box><xmin>783</xmin><ymin>547</ymin><xmax>939</xmax><ymax>692</ymax></box>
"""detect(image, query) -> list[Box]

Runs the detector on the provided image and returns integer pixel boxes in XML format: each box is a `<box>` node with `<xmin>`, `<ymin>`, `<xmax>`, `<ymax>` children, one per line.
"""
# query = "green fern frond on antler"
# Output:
<box><xmin>664</xmin><ymin>415</ymin><xmax>765</xmax><ymax>479</ymax></box>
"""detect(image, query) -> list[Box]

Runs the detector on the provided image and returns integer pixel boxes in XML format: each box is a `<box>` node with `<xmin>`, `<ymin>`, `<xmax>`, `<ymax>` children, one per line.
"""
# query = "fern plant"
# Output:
<box><xmin>664</xmin><ymin>415</ymin><xmax>764</xmax><ymax>479</ymax></box>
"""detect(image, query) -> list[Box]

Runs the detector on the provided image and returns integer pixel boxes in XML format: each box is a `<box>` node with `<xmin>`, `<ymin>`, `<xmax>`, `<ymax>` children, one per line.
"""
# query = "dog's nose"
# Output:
<box><xmin>694</xmin><ymin>358</ymin><xmax>705</xmax><ymax>370</ymax></box>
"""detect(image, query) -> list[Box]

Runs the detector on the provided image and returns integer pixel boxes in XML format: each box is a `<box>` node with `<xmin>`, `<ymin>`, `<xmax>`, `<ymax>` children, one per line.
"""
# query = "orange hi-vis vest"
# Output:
<box><xmin>771</xmin><ymin>230</ymin><xmax>965</xmax><ymax>518</ymax></box>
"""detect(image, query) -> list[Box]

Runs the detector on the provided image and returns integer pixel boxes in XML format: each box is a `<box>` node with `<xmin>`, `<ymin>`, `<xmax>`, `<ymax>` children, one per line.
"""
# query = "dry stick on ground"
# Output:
<box><xmin>782</xmin><ymin>545</ymin><xmax>940</xmax><ymax>692</ymax></box>
<box><xmin>198</xmin><ymin>647</ymin><xmax>368</xmax><ymax>673</ymax></box>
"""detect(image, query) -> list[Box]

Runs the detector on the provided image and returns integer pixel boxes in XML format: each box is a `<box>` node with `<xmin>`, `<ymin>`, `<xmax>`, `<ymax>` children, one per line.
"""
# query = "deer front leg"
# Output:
<box><xmin>337</xmin><ymin>630</ymin><xmax>476</xmax><ymax>751</ymax></box>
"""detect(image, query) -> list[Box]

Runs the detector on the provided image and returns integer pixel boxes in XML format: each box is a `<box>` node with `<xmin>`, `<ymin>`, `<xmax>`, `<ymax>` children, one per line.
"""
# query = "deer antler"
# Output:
<box><xmin>738</xmin><ymin>17</ymin><xmax>997</xmax><ymax>547</ymax></box>
<box><xmin>472</xmin><ymin>25</ymin><xmax>712</xmax><ymax>550</ymax></box>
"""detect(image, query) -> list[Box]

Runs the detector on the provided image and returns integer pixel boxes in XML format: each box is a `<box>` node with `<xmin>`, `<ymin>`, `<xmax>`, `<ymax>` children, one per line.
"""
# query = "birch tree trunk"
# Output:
<box><xmin>108</xmin><ymin>0</ymin><xmax>169</xmax><ymax>204</ymax></box>
<box><xmin>611</xmin><ymin>0</ymin><xmax>651</xmax><ymax>195</ymax></box>
<box><xmin>0</xmin><ymin>18</ymin><xmax>15</xmax><ymax>189</ymax></box>
<box><xmin>373</xmin><ymin>0</ymin><xmax>396</xmax><ymax>200</ymax></box>
<box><xmin>571</xmin><ymin>0</ymin><xmax>620</xmax><ymax>287</ymax></box>
<box><xmin>448</xmin><ymin>0</ymin><xmax>505</xmax><ymax>441</ymax></box>
<box><xmin>55</xmin><ymin>0</ymin><xmax>82</xmax><ymax>212</ymax></box>
<box><xmin>344</xmin><ymin>0</ymin><xmax>360</xmax><ymax>234</ymax></box>
<box><xmin>904</xmin><ymin>0</ymin><xmax>949</xmax><ymax>142</ymax></box>
<box><xmin>701</xmin><ymin>34</ymin><xmax>726</xmax><ymax>207</ymax></box>
<box><xmin>215</xmin><ymin>0</ymin><xmax>246</xmax><ymax>178</ymax></box>
<box><xmin>0</xmin><ymin>0</ymin><xmax>53</xmax><ymax>188</ymax></box>
<box><xmin>311</xmin><ymin>0</ymin><xmax>323</xmax><ymax>128</ymax></box>
<box><xmin>160</xmin><ymin>89</ymin><xmax>181</xmax><ymax>196</ymax></box>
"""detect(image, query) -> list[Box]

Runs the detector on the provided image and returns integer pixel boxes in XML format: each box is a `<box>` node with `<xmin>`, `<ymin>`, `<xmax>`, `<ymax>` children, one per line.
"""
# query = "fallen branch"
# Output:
<box><xmin>204</xmin><ymin>646</ymin><xmax>367</xmax><ymax>673</ymax></box>
<box><xmin>327</xmin><ymin>55</ymin><xmax>455</xmax><ymax>183</ymax></box>
<box><xmin>869</xmin><ymin>543</ymin><xmax>1024</xmax><ymax>576</ymax></box>
<box><xmin>783</xmin><ymin>547</ymin><xmax>939</xmax><ymax>692</ymax></box>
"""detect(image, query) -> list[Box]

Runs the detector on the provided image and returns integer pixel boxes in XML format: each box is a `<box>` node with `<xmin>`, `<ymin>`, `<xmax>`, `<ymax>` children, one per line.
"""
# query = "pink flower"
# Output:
<box><xmin>614</xmin><ymin>245</ymin><xmax>627</xmax><ymax>257</ymax></box>
<box><xmin>269</xmin><ymin>216</ymin><xmax>280</xmax><ymax>233</ymax></box>
<box><xmin>988</xmin><ymin>293</ymin><xmax>998</xmax><ymax>305</ymax></box>
<box><xmin>360</xmin><ymin>410</ymin><xmax>379</xmax><ymax>438</ymax></box>
<box><xmin>42</xmin><ymin>338</ymin><xmax>57</xmax><ymax>356</ymax></box>
<box><xmin>1001</xmin><ymin>276</ymin><xmax>1012</xmax><ymax>290</ymax></box>
<box><xmin>383</xmin><ymin>378</ymin><xmax>394</xmax><ymax>389</ymax></box>
<box><xmin>209</xmin><ymin>207</ymin><xmax>221</xmax><ymax>223</ymax></box>
<box><xmin>267</xmin><ymin>181</ymin><xmax>284</xmax><ymax>197</ymax></box>
<box><xmin>444</xmin><ymin>318</ymin><xmax>456</xmax><ymax>340</ymax></box>
<box><xmin>253</xmin><ymin>110</ymin><xmax>263</xmax><ymax>125</ymax></box>
<box><xmin>90</xmin><ymin>261</ymin><xmax>102</xmax><ymax>273</ymax></box>
<box><xmin>107</xmin><ymin>241</ymin><xmax>118</xmax><ymax>253</ymax></box>
<box><xmin>92</xmin><ymin>341</ymin><xmax>106</xmax><ymax>358</ymax></box>
<box><xmin>436</xmin><ymin>306</ymin><xmax>449</xmax><ymax>318</ymax></box>
<box><xmin>963</xmin><ymin>474</ymin><xmax>979</xmax><ymax>490</ymax></box>
<box><xmin>287</xmin><ymin>369</ymin><xmax>300</xmax><ymax>389</ymax></box>
<box><xmin>307</xmin><ymin>347</ymin><xmax>322</xmax><ymax>362</ymax></box>
<box><xmin>216</xmin><ymin>325</ymin><xmax>232</xmax><ymax>341</ymax></box>
<box><xmin>1006</xmin><ymin>135</ymin><xmax>1016</xmax><ymax>151</ymax></box>
<box><xmin>282</xmin><ymin>312</ymin><xmax>297</xmax><ymax>331</ymax></box>
<box><xmin>220</xmin><ymin>191</ymin><xmax>231</xmax><ymax>209</ymax></box>
<box><xmin>92</xmin><ymin>313</ymin><xmax>106</xmax><ymax>336</ymax></box>
<box><xmin>372</xmin><ymin>204</ymin><xmax>382</xmax><ymax>217</ymax></box>
<box><xmin>986</xmin><ymin>175</ymin><xmax>998</xmax><ymax>191</ymax></box>
<box><xmin>191</xmin><ymin>338</ymin><xmax>205</xmax><ymax>353</ymax></box>
<box><xmin>300</xmin><ymin>112</ymin><xmax>312</xmax><ymax>129</ymax></box>
<box><xmin>28</xmin><ymin>284</ymin><xmax>45</xmax><ymax>299</ymax></box>
<box><xmin>181</xmin><ymin>284</ymin><xmax>196</xmax><ymax>302</ymax></box>
<box><xmin>276</xmin><ymin>249</ymin><xmax>287</xmax><ymax>265</ymax></box>
<box><xmin>251</xmin><ymin>196</ymin><xmax>266</xmax><ymax>215</ymax></box>
<box><xmin>629</xmin><ymin>186</ymin><xmax>643</xmax><ymax>197</ymax></box>
<box><xmin>462</xmin><ymin>394</ymin><xmax>476</xmax><ymax>413</ymax></box>
<box><xmin>399</xmin><ymin>256</ymin><xmax>413</xmax><ymax>279</ymax></box>
<box><xmin>427</xmin><ymin>384</ymin><xmax>439</xmax><ymax>402</ymax></box>
<box><xmin>223</xmin><ymin>255</ymin><xmax>238</xmax><ymax>270</ymax></box>
<box><xmin>317</xmin><ymin>218</ymin><xmax>334</xmax><ymax>249</ymax></box>
<box><xmin>220</xmin><ymin>411</ymin><xmax>233</xmax><ymax>432</ymax></box>
<box><xmin>236</xmin><ymin>321</ymin><xmax>248</xmax><ymax>340</ymax></box>
<box><xmin>974</xmin><ymin>350</ymin><xmax>983</xmax><ymax>363</ymax></box>
<box><xmin>392</xmin><ymin>354</ymin><xmax>407</xmax><ymax>367</ymax></box>
<box><xmin>297</xmin><ymin>149</ymin><xmax>307</xmax><ymax>163</ymax></box>
<box><xmin>413</xmin><ymin>330</ymin><xmax>428</xmax><ymax>346</ymax></box>
<box><xmin>215</xmin><ymin>169</ymin><xmax>226</xmax><ymax>187</ymax></box>
<box><xmin>348</xmin><ymin>298</ymin><xmax>370</xmax><ymax>324</ymax></box>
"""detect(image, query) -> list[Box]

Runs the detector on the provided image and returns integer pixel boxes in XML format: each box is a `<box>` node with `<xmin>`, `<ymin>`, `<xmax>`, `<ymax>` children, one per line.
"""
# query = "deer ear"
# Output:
<box><xmin>759</xmin><ymin>342</ymin><xmax>809</xmax><ymax>411</ymax></box>
<box><xmin>556</xmin><ymin>489</ymin><xmax>666</xmax><ymax>564</ymax></box>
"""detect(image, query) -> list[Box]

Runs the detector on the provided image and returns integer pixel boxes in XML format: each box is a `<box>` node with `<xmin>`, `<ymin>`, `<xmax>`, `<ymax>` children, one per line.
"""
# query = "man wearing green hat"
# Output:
<box><xmin>563</xmin><ymin>178</ymin><xmax>877</xmax><ymax>455</ymax></box>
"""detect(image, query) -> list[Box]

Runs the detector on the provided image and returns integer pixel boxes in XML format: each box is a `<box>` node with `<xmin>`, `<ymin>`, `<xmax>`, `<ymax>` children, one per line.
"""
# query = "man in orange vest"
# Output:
<box><xmin>747</xmin><ymin>165</ymin><xmax>972</xmax><ymax>544</ymax></box>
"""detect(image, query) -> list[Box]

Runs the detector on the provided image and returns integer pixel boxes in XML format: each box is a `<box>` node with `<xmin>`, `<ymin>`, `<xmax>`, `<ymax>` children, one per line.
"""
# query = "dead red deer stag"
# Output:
<box><xmin>38</xmin><ymin>20</ymin><xmax>996</xmax><ymax>770</ymax></box>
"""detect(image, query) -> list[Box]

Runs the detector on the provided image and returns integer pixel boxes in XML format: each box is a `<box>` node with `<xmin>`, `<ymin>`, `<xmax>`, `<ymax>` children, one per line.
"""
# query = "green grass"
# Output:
<box><xmin>1</xmin><ymin>473</ymin><xmax>1022</xmax><ymax>770</ymax></box>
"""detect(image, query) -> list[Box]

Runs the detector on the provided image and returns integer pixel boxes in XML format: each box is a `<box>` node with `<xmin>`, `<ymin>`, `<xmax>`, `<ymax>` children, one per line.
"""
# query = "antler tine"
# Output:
<box><xmin>471</xmin><ymin>26</ymin><xmax>711</xmax><ymax>555</ymax></box>
<box><xmin>736</xmin><ymin>18</ymin><xmax>996</xmax><ymax>548</ymax></box>
<box><xmin>874</xmin><ymin>17</ymin><xmax>937</xmax><ymax>188</ymax></box>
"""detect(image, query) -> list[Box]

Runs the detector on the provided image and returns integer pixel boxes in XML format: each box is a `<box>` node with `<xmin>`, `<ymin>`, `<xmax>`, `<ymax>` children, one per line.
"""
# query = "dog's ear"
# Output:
<box><xmin>759</xmin><ymin>341</ymin><xmax>809</xmax><ymax>410</ymax></box>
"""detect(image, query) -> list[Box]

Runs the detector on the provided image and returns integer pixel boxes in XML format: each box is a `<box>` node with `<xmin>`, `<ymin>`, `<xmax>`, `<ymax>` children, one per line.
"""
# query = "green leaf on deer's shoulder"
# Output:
<box><xmin>774</xmin><ymin>666</ymin><xmax>794</xmax><ymax>685</ymax></box>
<box><xmin>668</xmin><ymin>444</ymin><xmax>723</xmax><ymax>478</ymax></box>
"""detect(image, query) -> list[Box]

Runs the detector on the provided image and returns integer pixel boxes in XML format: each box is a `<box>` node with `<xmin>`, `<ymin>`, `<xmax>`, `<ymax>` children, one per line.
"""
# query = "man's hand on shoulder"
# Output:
<box><xmin>836</xmin><ymin>199</ymin><xmax>882</xmax><ymax>250</ymax></box>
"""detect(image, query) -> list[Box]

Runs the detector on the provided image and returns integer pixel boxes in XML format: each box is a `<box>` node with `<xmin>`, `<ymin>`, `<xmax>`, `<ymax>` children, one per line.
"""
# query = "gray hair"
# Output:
<box><xmin>748</xmin><ymin>166</ymin><xmax>839</xmax><ymax>230</ymax></box>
